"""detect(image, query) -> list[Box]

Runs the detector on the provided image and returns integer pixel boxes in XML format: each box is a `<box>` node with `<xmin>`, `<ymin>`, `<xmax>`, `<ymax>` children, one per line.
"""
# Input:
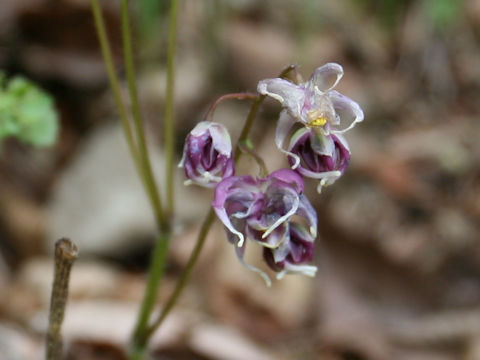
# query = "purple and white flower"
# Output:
<box><xmin>257</xmin><ymin>63</ymin><xmax>363</xmax><ymax>169</ymax></box>
<box><xmin>179</xmin><ymin>121</ymin><xmax>235</xmax><ymax>187</ymax></box>
<box><xmin>288</xmin><ymin>127</ymin><xmax>351</xmax><ymax>192</ymax></box>
<box><xmin>212</xmin><ymin>169</ymin><xmax>317</xmax><ymax>285</ymax></box>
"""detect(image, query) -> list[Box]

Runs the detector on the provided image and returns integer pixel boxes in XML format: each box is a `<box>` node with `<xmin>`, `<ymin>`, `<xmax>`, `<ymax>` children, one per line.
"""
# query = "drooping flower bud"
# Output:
<box><xmin>288</xmin><ymin>127</ymin><xmax>351</xmax><ymax>192</ymax></box>
<box><xmin>179</xmin><ymin>121</ymin><xmax>234</xmax><ymax>187</ymax></box>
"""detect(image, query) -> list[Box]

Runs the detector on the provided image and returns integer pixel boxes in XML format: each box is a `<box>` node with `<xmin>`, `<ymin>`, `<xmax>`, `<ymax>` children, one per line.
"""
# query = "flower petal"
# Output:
<box><xmin>309</xmin><ymin>63</ymin><xmax>344</xmax><ymax>92</ymax></box>
<box><xmin>257</xmin><ymin>78</ymin><xmax>304</xmax><ymax>118</ymax></box>
<box><xmin>207</xmin><ymin>122</ymin><xmax>232</xmax><ymax>155</ymax></box>
<box><xmin>277</xmin><ymin>263</ymin><xmax>317</xmax><ymax>279</ymax></box>
<box><xmin>328</xmin><ymin>90</ymin><xmax>364</xmax><ymax>134</ymax></box>
<box><xmin>261</xmin><ymin>188</ymin><xmax>299</xmax><ymax>239</ymax></box>
<box><xmin>275</xmin><ymin>110</ymin><xmax>301</xmax><ymax>168</ymax></box>
<box><xmin>310</xmin><ymin>130</ymin><xmax>335</xmax><ymax>157</ymax></box>
<box><xmin>234</xmin><ymin>241</ymin><xmax>272</xmax><ymax>287</ymax></box>
<box><xmin>213</xmin><ymin>176</ymin><xmax>256</xmax><ymax>247</ymax></box>
<box><xmin>297</xmin><ymin>194</ymin><xmax>318</xmax><ymax>237</ymax></box>
<box><xmin>268</xmin><ymin>168</ymin><xmax>305</xmax><ymax>193</ymax></box>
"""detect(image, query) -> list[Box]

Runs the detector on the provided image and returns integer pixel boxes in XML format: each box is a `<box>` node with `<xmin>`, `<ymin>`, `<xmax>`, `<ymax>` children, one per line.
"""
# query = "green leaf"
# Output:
<box><xmin>0</xmin><ymin>72</ymin><xmax>59</xmax><ymax>147</ymax></box>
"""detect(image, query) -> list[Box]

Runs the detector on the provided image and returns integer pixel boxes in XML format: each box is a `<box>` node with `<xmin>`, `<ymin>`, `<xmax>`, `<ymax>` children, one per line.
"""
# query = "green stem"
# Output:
<box><xmin>165</xmin><ymin>0</ymin><xmax>180</xmax><ymax>217</ymax></box>
<box><xmin>130</xmin><ymin>231</ymin><xmax>170</xmax><ymax>358</ymax></box>
<box><xmin>146</xmin><ymin>209</ymin><xmax>215</xmax><ymax>338</ymax></box>
<box><xmin>238</xmin><ymin>142</ymin><xmax>269</xmax><ymax>177</ymax></box>
<box><xmin>121</xmin><ymin>0</ymin><xmax>167</xmax><ymax>230</ymax></box>
<box><xmin>90</xmin><ymin>0</ymin><xmax>140</xmax><ymax>172</ymax></box>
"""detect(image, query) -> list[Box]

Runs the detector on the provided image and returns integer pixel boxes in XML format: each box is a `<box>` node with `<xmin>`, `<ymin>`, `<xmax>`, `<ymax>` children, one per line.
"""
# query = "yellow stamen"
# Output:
<box><xmin>308</xmin><ymin>117</ymin><xmax>327</xmax><ymax>127</ymax></box>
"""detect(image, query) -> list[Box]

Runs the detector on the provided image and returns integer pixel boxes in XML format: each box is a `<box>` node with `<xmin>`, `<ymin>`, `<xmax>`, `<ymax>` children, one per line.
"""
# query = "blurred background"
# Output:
<box><xmin>1</xmin><ymin>0</ymin><xmax>480</xmax><ymax>359</ymax></box>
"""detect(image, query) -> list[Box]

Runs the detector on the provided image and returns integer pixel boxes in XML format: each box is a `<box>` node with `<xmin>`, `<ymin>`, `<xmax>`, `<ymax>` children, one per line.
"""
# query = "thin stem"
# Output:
<box><xmin>205</xmin><ymin>92</ymin><xmax>257</xmax><ymax>122</ymax></box>
<box><xmin>90</xmin><ymin>0</ymin><xmax>140</xmax><ymax>170</ymax></box>
<box><xmin>238</xmin><ymin>142</ymin><xmax>269</xmax><ymax>177</ymax></box>
<box><xmin>235</xmin><ymin>94</ymin><xmax>266</xmax><ymax>162</ymax></box>
<box><xmin>46</xmin><ymin>238</ymin><xmax>78</xmax><ymax>360</ymax></box>
<box><xmin>146</xmin><ymin>210</ymin><xmax>215</xmax><ymax>337</ymax></box>
<box><xmin>121</xmin><ymin>0</ymin><xmax>167</xmax><ymax>230</ymax></box>
<box><xmin>130</xmin><ymin>231</ymin><xmax>170</xmax><ymax>358</ymax></box>
<box><xmin>165</xmin><ymin>0</ymin><xmax>180</xmax><ymax>217</ymax></box>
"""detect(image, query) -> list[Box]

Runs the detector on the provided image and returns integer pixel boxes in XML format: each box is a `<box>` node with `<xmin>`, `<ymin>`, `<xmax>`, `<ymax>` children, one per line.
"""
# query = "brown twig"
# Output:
<box><xmin>46</xmin><ymin>238</ymin><xmax>78</xmax><ymax>360</ymax></box>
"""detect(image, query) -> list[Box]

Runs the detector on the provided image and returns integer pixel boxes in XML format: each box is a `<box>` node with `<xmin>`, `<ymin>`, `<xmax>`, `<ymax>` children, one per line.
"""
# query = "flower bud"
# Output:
<box><xmin>179</xmin><ymin>121</ymin><xmax>234</xmax><ymax>187</ymax></box>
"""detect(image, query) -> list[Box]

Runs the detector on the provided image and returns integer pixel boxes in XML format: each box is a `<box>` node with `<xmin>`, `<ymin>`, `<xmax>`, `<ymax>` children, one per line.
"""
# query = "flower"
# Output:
<box><xmin>288</xmin><ymin>127</ymin><xmax>351</xmax><ymax>192</ymax></box>
<box><xmin>212</xmin><ymin>169</ymin><xmax>317</xmax><ymax>285</ymax></box>
<box><xmin>179</xmin><ymin>121</ymin><xmax>235</xmax><ymax>187</ymax></box>
<box><xmin>257</xmin><ymin>63</ymin><xmax>363</xmax><ymax>168</ymax></box>
<box><xmin>263</xmin><ymin>223</ymin><xmax>317</xmax><ymax>279</ymax></box>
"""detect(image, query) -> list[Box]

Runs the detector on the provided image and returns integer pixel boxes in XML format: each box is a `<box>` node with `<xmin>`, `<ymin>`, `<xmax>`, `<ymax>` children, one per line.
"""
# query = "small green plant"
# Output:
<box><xmin>0</xmin><ymin>72</ymin><xmax>59</xmax><ymax>147</ymax></box>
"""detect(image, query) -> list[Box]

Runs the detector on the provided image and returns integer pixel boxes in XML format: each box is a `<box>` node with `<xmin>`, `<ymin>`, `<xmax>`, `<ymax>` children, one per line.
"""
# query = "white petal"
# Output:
<box><xmin>257</xmin><ymin>78</ymin><xmax>304</xmax><ymax>118</ymax></box>
<box><xmin>309</xmin><ymin>63</ymin><xmax>344</xmax><ymax>92</ymax></box>
<box><xmin>275</xmin><ymin>110</ymin><xmax>301</xmax><ymax>169</ymax></box>
<box><xmin>310</xmin><ymin>131</ymin><xmax>335</xmax><ymax>157</ymax></box>
<box><xmin>235</xmin><ymin>243</ymin><xmax>272</xmax><ymax>287</ymax></box>
<box><xmin>214</xmin><ymin>207</ymin><xmax>245</xmax><ymax>247</ymax></box>
<box><xmin>208</xmin><ymin>122</ymin><xmax>232</xmax><ymax>155</ymax></box>
<box><xmin>328</xmin><ymin>90</ymin><xmax>364</xmax><ymax>134</ymax></box>
<box><xmin>278</xmin><ymin>263</ymin><xmax>318</xmax><ymax>278</ymax></box>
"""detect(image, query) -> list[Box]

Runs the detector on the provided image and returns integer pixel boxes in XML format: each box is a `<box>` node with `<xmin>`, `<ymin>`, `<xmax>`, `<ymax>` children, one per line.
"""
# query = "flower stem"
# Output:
<box><xmin>146</xmin><ymin>209</ymin><xmax>216</xmax><ymax>338</ymax></box>
<box><xmin>129</xmin><ymin>231</ymin><xmax>170</xmax><ymax>358</ymax></box>
<box><xmin>121</xmin><ymin>0</ymin><xmax>167</xmax><ymax>230</ymax></box>
<box><xmin>90</xmin><ymin>0</ymin><xmax>140</xmax><ymax>171</ymax></box>
<box><xmin>205</xmin><ymin>92</ymin><xmax>257</xmax><ymax>122</ymax></box>
<box><xmin>165</xmin><ymin>0</ymin><xmax>180</xmax><ymax>218</ymax></box>
<box><xmin>46</xmin><ymin>238</ymin><xmax>78</xmax><ymax>360</ymax></box>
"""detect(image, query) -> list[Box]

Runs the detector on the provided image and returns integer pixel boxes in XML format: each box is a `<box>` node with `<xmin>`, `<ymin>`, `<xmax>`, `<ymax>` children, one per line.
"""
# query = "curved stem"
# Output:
<box><xmin>121</xmin><ymin>0</ymin><xmax>167</xmax><ymax>230</ymax></box>
<box><xmin>205</xmin><ymin>92</ymin><xmax>257</xmax><ymax>122</ymax></box>
<box><xmin>165</xmin><ymin>0</ymin><xmax>180</xmax><ymax>218</ymax></box>
<box><xmin>238</xmin><ymin>142</ymin><xmax>269</xmax><ymax>177</ymax></box>
<box><xmin>90</xmin><ymin>0</ymin><xmax>140</xmax><ymax>170</ymax></box>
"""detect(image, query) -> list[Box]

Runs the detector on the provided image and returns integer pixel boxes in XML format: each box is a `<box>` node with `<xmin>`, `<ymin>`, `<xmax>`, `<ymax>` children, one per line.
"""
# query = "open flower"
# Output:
<box><xmin>213</xmin><ymin>169</ymin><xmax>317</xmax><ymax>285</ymax></box>
<box><xmin>288</xmin><ymin>127</ymin><xmax>351</xmax><ymax>192</ymax></box>
<box><xmin>263</xmin><ymin>223</ymin><xmax>317</xmax><ymax>279</ymax></box>
<box><xmin>179</xmin><ymin>121</ymin><xmax>235</xmax><ymax>187</ymax></box>
<box><xmin>257</xmin><ymin>63</ymin><xmax>363</xmax><ymax>168</ymax></box>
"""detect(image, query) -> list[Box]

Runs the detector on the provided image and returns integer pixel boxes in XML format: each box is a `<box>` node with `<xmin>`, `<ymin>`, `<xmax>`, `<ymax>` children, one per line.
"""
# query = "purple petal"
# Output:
<box><xmin>268</xmin><ymin>168</ymin><xmax>305</xmax><ymax>193</ymax></box>
<box><xmin>213</xmin><ymin>175</ymin><xmax>257</xmax><ymax>247</ymax></box>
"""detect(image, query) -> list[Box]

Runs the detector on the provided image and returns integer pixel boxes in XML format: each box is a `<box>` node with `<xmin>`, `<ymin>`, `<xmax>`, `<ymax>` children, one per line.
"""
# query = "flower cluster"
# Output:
<box><xmin>179</xmin><ymin>63</ymin><xmax>363</xmax><ymax>285</ymax></box>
